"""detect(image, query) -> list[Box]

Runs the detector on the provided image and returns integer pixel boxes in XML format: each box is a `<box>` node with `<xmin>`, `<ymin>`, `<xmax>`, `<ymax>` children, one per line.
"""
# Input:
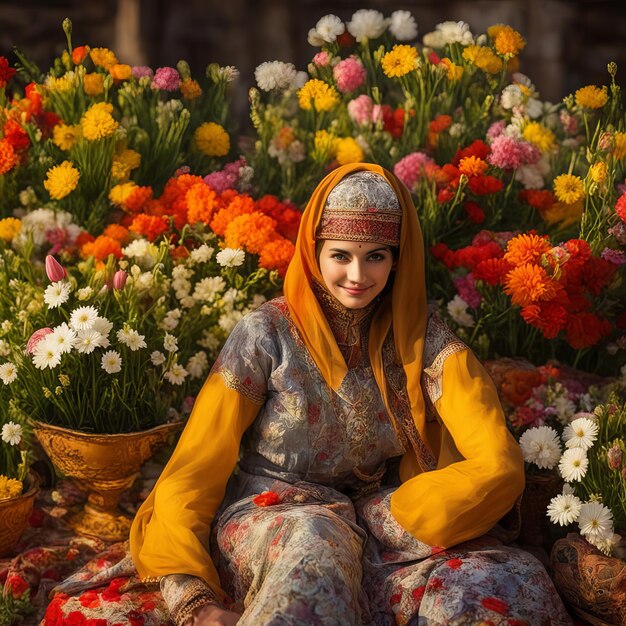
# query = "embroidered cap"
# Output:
<box><xmin>316</xmin><ymin>171</ymin><xmax>402</xmax><ymax>246</ymax></box>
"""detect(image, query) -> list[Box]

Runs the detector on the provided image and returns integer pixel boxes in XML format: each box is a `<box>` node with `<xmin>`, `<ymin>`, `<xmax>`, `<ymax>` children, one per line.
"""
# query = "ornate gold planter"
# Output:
<box><xmin>31</xmin><ymin>420</ymin><xmax>180</xmax><ymax>542</ymax></box>
<box><xmin>0</xmin><ymin>476</ymin><xmax>38</xmax><ymax>557</ymax></box>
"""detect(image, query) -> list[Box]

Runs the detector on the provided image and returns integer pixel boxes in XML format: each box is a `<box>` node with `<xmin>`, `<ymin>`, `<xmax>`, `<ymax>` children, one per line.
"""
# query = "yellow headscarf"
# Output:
<box><xmin>283</xmin><ymin>163</ymin><xmax>432</xmax><ymax>466</ymax></box>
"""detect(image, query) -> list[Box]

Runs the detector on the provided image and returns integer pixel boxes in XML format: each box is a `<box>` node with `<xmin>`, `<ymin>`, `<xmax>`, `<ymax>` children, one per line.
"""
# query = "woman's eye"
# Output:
<box><xmin>368</xmin><ymin>254</ymin><xmax>384</xmax><ymax>261</ymax></box>
<box><xmin>331</xmin><ymin>253</ymin><xmax>347</xmax><ymax>261</ymax></box>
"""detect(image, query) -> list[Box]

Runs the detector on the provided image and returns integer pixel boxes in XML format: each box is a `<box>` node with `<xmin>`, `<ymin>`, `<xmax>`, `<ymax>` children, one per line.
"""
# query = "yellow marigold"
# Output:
<box><xmin>45</xmin><ymin>73</ymin><xmax>75</xmax><ymax>92</ymax></box>
<box><xmin>575</xmin><ymin>85</ymin><xmax>608</xmax><ymax>110</ymax></box>
<box><xmin>542</xmin><ymin>199</ymin><xmax>583</xmax><ymax>228</ymax></box>
<box><xmin>180</xmin><ymin>78</ymin><xmax>202</xmax><ymax>100</ymax></box>
<box><xmin>490</xmin><ymin>24</ymin><xmax>526</xmax><ymax>58</ymax></box>
<box><xmin>462</xmin><ymin>45</ymin><xmax>502</xmax><ymax>74</ymax></box>
<box><xmin>440</xmin><ymin>58</ymin><xmax>463</xmax><ymax>81</ymax></box>
<box><xmin>111</xmin><ymin>149</ymin><xmax>141</xmax><ymax>181</ymax></box>
<box><xmin>81</xmin><ymin>102</ymin><xmax>119</xmax><ymax>141</ymax></box>
<box><xmin>553</xmin><ymin>173</ymin><xmax>585</xmax><ymax>204</ymax></box>
<box><xmin>522</xmin><ymin>122</ymin><xmax>555</xmax><ymax>153</ymax></box>
<box><xmin>588</xmin><ymin>161</ymin><xmax>607</xmax><ymax>184</ymax></box>
<box><xmin>613</xmin><ymin>131</ymin><xmax>626</xmax><ymax>160</ymax></box>
<box><xmin>83</xmin><ymin>72</ymin><xmax>104</xmax><ymax>96</ymax></box>
<box><xmin>90</xmin><ymin>47</ymin><xmax>118</xmax><ymax>70</ymax></box>
<box><xmin>52</xmin><ymin>123</ymin><xmax>81</xmax><ymax>151</ymax></box>
<box><xmin>44</xmin><ymin>160</ymin><xmax>80</xmax><ymax>200</ymax></box>
<box><xmin>109</xmin><ymin>63</ymin><xmax>132</xmax><ymax>82</ymax></box>
<box><xmin>297</xmin><ymin>79</ymin><xmax>339</xmax><ymax>112</ymax></box>
<box><xmin>504</xmin><ymin>263</ymin><xmax>558</xmax><ymax>307</ymax></box>
<box><xmin>194</xmin><ymin>122</ymin><xmax>230</xmax><ymax>157</ymax></box>
<box><xmin>504</xmin><ymin>233</ymin><xmax>551</xmax><ymax>266</ymax></box>
<box><xmin>313</xmin><ymin>130</ymin><xmax>339</xmax><ymax>160</ymax></box>
<box><xmin>0</xmin><ymin>140</ymin><xmax>18</xmax><ymax>175</ymax></box>
<box><xmin>0</xmin><ymin>217</ymin><xmax>21</xmax><ymax>242</ymax></box>
<box><xmin>336</xmin><ymin>137</ymin><xmax>364</xmax><ymax>165</ymax></box>
<box><xmin>109</xmin><ymin>182</ymin><xmax>137</xmax><ymax>206</ymax></box>
<box><xmin>458</xmin><ymin>156</ymin><xmax>488</xmax><ymax>177</ymax></box>
<box><xmin>0</xmin><ymin>475</ymin><xmax>23</xmax><ymax>500</ymax></box>
<box><xmin>224</xmin><ymin>212</ymin><xmax>278</xmax><ymax>254</ymax></box>
<box><xmin>381</xmin><ymin>45</ymin><xmax>419</xmax><ymax>78</ymax></box>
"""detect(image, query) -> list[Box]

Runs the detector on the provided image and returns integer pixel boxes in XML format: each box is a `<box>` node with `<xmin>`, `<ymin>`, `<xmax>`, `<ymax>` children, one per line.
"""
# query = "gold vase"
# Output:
<box><xmin>0</xmin><ymin>476</ymin><xmax>38</xmax><ymax>557</ymax></box>
<box><xmin>31</xmin><ymin>420</ymin><xmax>180</xmax><ymax>542</ymax></box>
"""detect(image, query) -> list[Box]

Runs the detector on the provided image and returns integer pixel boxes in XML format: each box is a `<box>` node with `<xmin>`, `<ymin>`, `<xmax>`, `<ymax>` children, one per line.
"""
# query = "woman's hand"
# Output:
<box><xmin>187</xmin><ymin>603</ymin><xmax>241</xmax><ymax>625</ymax></box>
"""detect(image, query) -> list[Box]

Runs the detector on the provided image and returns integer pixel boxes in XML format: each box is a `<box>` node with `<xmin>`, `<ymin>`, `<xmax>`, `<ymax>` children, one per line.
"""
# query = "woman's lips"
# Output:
<box><xmin>340</xmin><ymin>286</ymin><xmax>370</xmax><ymax>295</ymax></box>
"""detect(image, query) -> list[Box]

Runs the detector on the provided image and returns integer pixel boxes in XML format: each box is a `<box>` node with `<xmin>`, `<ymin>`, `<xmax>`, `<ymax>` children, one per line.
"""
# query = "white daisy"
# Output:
<box><xmin>50</xmin><ymin>323</ymin><xmax>77</xmax><ymax>354</ymax></box>
<box><xmin>578</xmin><ymin>501</ymin><xmax>614</xmax><ymax>539</ymax></box>
<box><xmin>43</xmin><ymin>281</ymin><xmax>71</xmax><ymax>309</ymax></box>
<box><xmin>518</xmin><ymin>426</ymin><xmax>561</xmax><ymax>469</ymax></box>
<box><xmin>91</xmin><ymin>317</ymin><xmax>113</xmax><ymax>341</ymax></box>
<box><xmin>1</xmin><ymin>421</ymin><xmax>22</xmax><ymax>445</ymax></box>
<box><xmin>389</xmin><ymin>10</ymin><xmax>418</xmax><ymax>41</ymax></box>
<box><xmin>165</xmin><ymin>363</ymin><xmax>188</xmax><ymax>385</ymax></box>
<box><xmin>163</xmin><ymin>333</ymin><xmax>178</xmax><ymax>353</ymax></box>
<box><xmin>70</xmin><ymin>306</ymin><xmax>99</xmax><ymax>331</ymax></box>
<box><xmin>150</xmin><ymin>350</ymin><xmax>166</xmax><ymax>366</ymax></box>
<box><xmin>559</xmin><ymin>447</ymin><xmax>589</xmax><ymax>482</ymax></box>
<box><xmin>117</xmin><ymin>328</ymin><xmax>147</xmax><ymax>351</ymax></box>
<box><xmin>446</xmin><ymin>295</ymin><xmax>474</xmax><ymax>328</ymax></box>
<box><xmin>216</xmin><ymin>248</ymin><xmax>245</xmax><ymax>268</ymax></box>
<box><xmin>74</xmin><ymin>330</ymin><xmax>105</xmax><ymax>354</ymax></box>
<box><xmin>254</xmin><ymin>61</ymin><xmax>297</xmax><ymax>92</ymax></box>
<box><xmin>586</xmin><ymin>531</ymin><xmax>621</xmax><ymax>556</ymax></box>
<box><xmin>101</xmin><ymin>350</ymin><xmax>122</xmax><ymax>374</ymax></box>
<box><xmin>32</xmin><ymin>337</ymin><xmax>62</xmax><ymax>370</ymax></box>
<box><xmin>186</xmin><ymin>351</ymin><xmax>208</xmax><ymax>379</ymax></box>
<box><xmin>347</xmin><ymin>9</ymin><xmax>388</xmax><ymax>42</ymax></box>
<box><xmin>547</xmin><ymin>493</ymin><xmax>582</xmax><ymax>526</ymax></box>
<box><xmin>563</xmin><ymin>415</ymin><xmax>599</xmax><ymax>451</ymax></box>
<box><xmin>0</xmin><ymin>362</ymin><xmax>17</xmax><ymax>385</ymax></box>
<box><xmin>315</xmin><ymin>14</ymin><xmax>345</xmax><ymax>43</ymax></box>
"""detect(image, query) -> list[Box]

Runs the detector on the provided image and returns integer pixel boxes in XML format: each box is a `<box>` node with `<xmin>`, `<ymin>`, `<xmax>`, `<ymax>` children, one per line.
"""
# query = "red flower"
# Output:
<box><xmin>437</xmin><ymin>188</ymin><xmax>455</xmax><ymax>204</ymax></box>
<box><xmin>581</xmin><ymin>256</ymin><xmax>617</xmax><ymax>296</ymax></box>
<box><xmin>0</xmin><ymin>56</ymin><xmax>16</xmax><ymax>88</ymax></box>
<box><xmin>481</xmin><ymin>596</ymin><xmax>509</xmax><ymax>615</ymax></box>
<box><xmin>474</xmin><ymin>258</ymin><xmax>512</xmax><ymax>285</ymax></box>
<box><xmin>445</xmin><ymin>558</ymin><xmax>463</xmax><ymax>570</ymax></box>
<box><xmin>337</xmin><ymin>31</ymin><xmax>356</xmax><ymax>48</ymax></box>
<box><xmin>521</xmin><ymin>301</ymin><xmax>569</xmax><ymax>338</ymax></box>
<box><xmin>440</xmin><ymin>164</ymin><xmax>460</xmax><ymax>186</ymax></box>
<box><xmin>3</xmin><ymin>119</ymin><xmax>30</xmax><ymax>152</ymax></box>
<box><xmin>7</xmin><ymin>574</ymin><xmax>28</xmax><ymax>597</ymax></box>
<box><xmin>72</xmin><ymin>46</ymin><xmax>90</xmax><ymax>65</ymax></box>
<box><xmin>101</xmin><ymin>577</ymin><xmax>126</xmax><ymax>602</ymax></box>
<box><xmin>428</xmin><ymin>52</ymin><xmax>441</xmax><ymax>65</ymax></box>
<box><xmin>566</xmin><ymin>313</ymin><xmax>612</xmax><ymax>349</ymax></box>
<box><xmin>464</xmin><ymin>201</ymin><xmax>485</xmax><ymax>224</ymax></box>
<box><xmin>64</xmin><ymin>611</ymin><xmax>87</xmax><ymax>626</ymax></box>
<box><xmin>519</xmin><ymin>189</ymin><xmax>554</xmax><ymax>212</ymax></box>
<box><xmin>252</xmin><ymin>491</ymin><xmax>281</xmax><ymax>507</ymax></box>
<box><xmin>453</xmin><ymin>140</ymin><xmax>490</xmax><ymax>165</ymax></box>
<box><xmin>468</xmin><ymin>175</ymin><xmax>503</xmax><ymax>195</ymax></box>
<box><xmin>615</xmin><ymin>191</ymin><xmax>626</xmax><ymax>223</ymax></box>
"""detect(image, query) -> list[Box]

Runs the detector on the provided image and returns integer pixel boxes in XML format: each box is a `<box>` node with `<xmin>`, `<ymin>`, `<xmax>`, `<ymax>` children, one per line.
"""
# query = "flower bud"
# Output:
<box><xmin>113</xmin><ymin>269</ymin><xmax>127</xmax><ymax>290</ymax></box>
<box><xmin>72</xmin><ymin>45</ymin><xmax>90</xmax><ymax>65</ymax></box>
<box><xmin>607</xmin><ymin>444</ymin><xmax>623</xmax><ymax>470</ymax></box>
<box><xmin>45</xmin><ymin>255</ymin><xmax>67</xmax><ymax>282</ymax></box>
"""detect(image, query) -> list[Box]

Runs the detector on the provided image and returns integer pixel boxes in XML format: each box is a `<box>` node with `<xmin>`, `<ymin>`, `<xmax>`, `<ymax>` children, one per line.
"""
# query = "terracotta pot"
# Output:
<box><xmin>31</xmin><ymin>420</ymin><xmax>181</xmax><ymax>542</ymax></box>
<box><xmin>0</xmin><ymin>474</ymin><xmax>39</xmax><ymax>557</ymax></box>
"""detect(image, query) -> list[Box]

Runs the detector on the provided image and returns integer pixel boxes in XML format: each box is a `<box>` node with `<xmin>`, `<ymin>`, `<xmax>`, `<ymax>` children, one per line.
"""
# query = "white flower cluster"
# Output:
<box><xmin>254</xmin><ymin>61</ymin><xmax>298</xmax><ymax>92</ymax></box>
<box><xmin>13</xmin><ymin>208</ymin><xmax>83</xmax><ymax>249</ymax></box>
<box><xmin>446</xmin><ymin>295</ymin><xmax>474</xmax><ymax>328</ymax></box>
<box><xmin>422</xmin><ymin>21</ymin><xmax>474</xmax><ymax>48</ymax></box>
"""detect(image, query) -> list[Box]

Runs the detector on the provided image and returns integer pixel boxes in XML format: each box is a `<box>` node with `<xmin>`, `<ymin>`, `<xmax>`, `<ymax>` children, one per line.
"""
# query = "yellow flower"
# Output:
<box><xmin>83</xmin><ymin>73</ymin><xmax>104</xmax><ymax>96</ymax></box>
<box><xmin>0</xmin><ymin>476</ymin><xmax>23</xmax><ymax>500</ymax></box>
<box><xmin>575</xmin><ymin>85</ymin><xmax>608</xmax><ymax>109</ymax></box>
<box><xmin>489</xmin><ymin>24</ymin><xmax>526</xmax><ymax>58</ymax></box>
<box><xmin>194</xmin><ymin>122</ymin><xmax>230</xmax><ymax>157</ymax></box>
<box><xmin>381</xmin><ymin>45</ymin><xmax>419</xmax><ymax>78</ymax></box>
<box><xmin>297</xmin><ymin>79</ymin><xmax>339</xmax><ymax>112</ymax></box>
<box><xmin>522</xmin><ymin>122</ymin><xmax>555</xmax><ymax>153</ymax></box>
<box><xmin>109</xmin><ymin>63</ymin><xmax>132</xmax><ymax>82</ymax></box>
<box><xmin>109</xmin><ymin>182</ymin><xmax>137</xmax><ymax>205</ymax></box>
<box><xmin>0</xmin><ymin>217</ymin><xmax>21</xmax><ymax>242</ymax></box>
<box><xmin>44</xmin><ymin>160</ymin><xmax>80</xmax><ymax>200</ymax></box>
<box><xmin>111</xmin><ymin>149</ymin><xmax>141</xmax><ymax>181</ymax></box>
<box><xmin>312</xmin><ymin>130</ymin><xmax>339</xmax><ymax>161</ymax></box>
<box><xmin>542</xmin><ymin>200</ymin><xmax>583</xmax><ymax>227</ymax></box>
<box><xmin>53</xmin><ymin>123</ymin><xmax>81</xmax><ymax>151</ymax></box>
<box><xmin>588</xmin><ymin>161</ymin><xmax>607</xmax><ymax>184</ymax></box>
<box><xmin>440</xmin><ymin>58</ymin><xmax>463</xmax><ymax>81</ymax></box>
<box><xmin>45</xmin><ymin>72</ymin><xmax>75</xmax><ymax>92</ymax></box>
<box><xmin>613</xmin><ymin>132</ymin><xmax>626</xmax><ymax>160</ymax></box>
<box><xmin>336</xmin><ymin>137</ymin><xmax>364</xmax><ymax>165</ymax></box>
<box><xmin>181</xmin><ymin>78</ymin><xmax>202</xmax><ymax>100</ymax></box>
<box><xmin>553</xmin><ymin>174</ymin><xmax>585</xmax><ymax>204</ymax></box>
<box><xmin>81</xmin><ymin>102</ymin><xmax>119</xmax><ymax>141</ymax></box>
<box><xmin>90</xmin><ymin>47</ymin><xmax>118</xmax><ymax>70</ymax></box>
<box><xmin>462</xmin><ymin>45</ymin><xmax>503</xmax><ymax>74</ymax></box>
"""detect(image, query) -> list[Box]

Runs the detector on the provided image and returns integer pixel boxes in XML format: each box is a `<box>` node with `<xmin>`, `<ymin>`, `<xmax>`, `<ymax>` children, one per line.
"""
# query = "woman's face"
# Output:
<box><xmin>318</xmin><ymin>239</ymin><xmax>395</xmax><ymax>309</ymax></box>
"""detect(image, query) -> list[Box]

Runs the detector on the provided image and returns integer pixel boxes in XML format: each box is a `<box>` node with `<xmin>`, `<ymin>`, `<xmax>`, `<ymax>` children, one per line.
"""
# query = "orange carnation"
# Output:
<box><xmin>129</xmin><ymin>214</ymin><xmax>169</xmax><ymax>241</ymax></box>
<box><xmin>210</xmin><ymin>194</ymin><xmax>255</xmax><ymax>237</ymax></box>
<box><xmin>503</xmin><ymin>263</ymin><xmax>559</xmax><ymax>307</ymax></box>
<box><xmin>259</xmin><ymin>238</ymin><xmax>295</xmax><ymax>277</ymax></box>
<box><xmin>103</xmin><ymin>224</ymin><xmax>131</xmax><ymax>243</ymax></box>
<box><xmin>81</xmin><ymin>235</ymin><xmax>122</xmax><ymax>261</ymax></box>
<box><xmin>123</xmin><ymin>186</ymin><xmax>153</xmax><ymax>214</ymax></box>
<box><xmin>429</xmin><ymin>114</ymin><xmax>452</xmax><ymax>134</ymax></box>
<box><xmin>186</xmin><ymin>183</ymin><xmax>219</xmax><ymax>225</ymax></box>
<box><xmin>0</xmin><ymin>140</ymin><xmax>18</xmax><ymax>175</ymax></box>
<box><xmin>503</xmin><ymin>233</ymin><xmax>551</xmax><ymax>266</ymax></box>
<box><xmin>224</xmin><ymin>212</ymin><xmax>278</xmax><ymax>254</ymax></box>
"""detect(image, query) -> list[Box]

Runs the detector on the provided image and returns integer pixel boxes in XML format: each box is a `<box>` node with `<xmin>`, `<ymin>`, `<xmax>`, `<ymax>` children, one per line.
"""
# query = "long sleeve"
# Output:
<box><xmin>390</xmin><ymin>348</ymin><xmax>524</xmax><ymax>548</ymax></box>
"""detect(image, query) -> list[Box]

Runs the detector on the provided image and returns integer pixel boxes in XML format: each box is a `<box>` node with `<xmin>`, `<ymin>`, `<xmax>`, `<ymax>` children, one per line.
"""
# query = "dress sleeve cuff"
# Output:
<box><xmin>160</xmin><ymin>574</ymin><xmax>220</xmax><ymax>625</ymax></box>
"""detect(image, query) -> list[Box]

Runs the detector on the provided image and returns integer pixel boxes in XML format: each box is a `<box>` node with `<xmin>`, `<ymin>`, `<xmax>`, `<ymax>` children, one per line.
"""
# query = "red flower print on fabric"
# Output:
<box><xmin>253</xmin><ymin>491</ymin><xmax>281</xmax><ymax>507</ymax></box>
<box><xmin>481</xmin><ymin>596</ymin><xmax>510</xmax><ymax>615</ymax></box>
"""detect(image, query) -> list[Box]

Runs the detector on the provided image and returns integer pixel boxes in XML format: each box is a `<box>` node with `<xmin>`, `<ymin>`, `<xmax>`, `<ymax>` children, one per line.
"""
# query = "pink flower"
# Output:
<box><xmin>312</xmin><ymin>51</ymin><xmax>331</xmax><ymax>67</ymax></box>
<box><xmin>113</xmin><ymin>270</ymin><xmax>127</xmax><ymax>290</ymax></box>
<box><xmin>393</xmin><ymin>152</ymin><xmax>435</xmax><ymax>191</ymax></box>
<box><xmin>204</xmin><ymin>171</ymin><xmax>235</xmax><ymax>194</ymax></box>
<box><xmin>608</xmin><ymin>221</ymin><xmax>626</xmax><ymax>245</ymax></box>
<box><xmin>132</xmin><ymin>66</ymin><xmax>153</xmax><ymax>79</ymax></box>
<box><xmin>453</xmin><ymin>273</ymin><xmax>482</xmax><ymax>308</ymax></box>
<box><xmin>45</xmin><ymin>255</ymin><xmax>67</xmax><ymax>282</ymax></box>
<box><xmin>347</xmin><ymin>95</ymin><xmax>373</xmax><ymax>125</ymax></box>
<box><xmin>151</xmin><ymin>67</ymin><xmax>180</xmax><ymax>91</ymax></box>
<box><xmin>486</xmin><ymin>120</ymin><xmax>506</xmax><ymax>142</ymax></box>
<box><xmin>46</xmin><ymin>227</ymin><xmax>70</xmax><ymax>255</ymax></box>
<box><xmin>488</xmin><ymin>135</ymin><xmax>540</xmax><ymax>170</ymax></box>
<box><xmin>26</xmin><ymin>328</ymin><xmax>53</xmax><ymax>354</ymax></box>
<box><xmin>333</xmin><ymin>56</ymin><xmax>366</xmax><ymax>93</ymax></box>
<box><xmin>601</xmin><ymin>248</ymin><xmax>626</xmax><ymax>265</ymax></box>
<box><xmin>560</xmin><ymin>109</ymin><xmax>579</xmax><ymax>135</ymax></box>
<box><xmin>372</xmin><ymin>104</ymin><xmax>391</xmax><ymax>123</ymax></box>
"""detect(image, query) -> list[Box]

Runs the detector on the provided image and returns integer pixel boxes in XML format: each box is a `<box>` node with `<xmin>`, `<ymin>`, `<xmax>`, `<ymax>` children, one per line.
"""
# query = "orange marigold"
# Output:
<box><xmin>102</xmin><ymin>224</ymin><xmax>130</xmax><ymax>243</ymax></box>
<box><xmin>160</xmin><ymin>174</ymin><xmax>205</xmax><ymax>211</ymax></box>
<box><xmin>180</xmin><ymin>78</ymin><xmax>202</xmax><ymax>100</ymax></box>
<box><xmin>503</xmin><ymin>263</ymin><xmax>559</xmax><ymax>307</ymax></box>
<box><xmin>129</xmin><ymin>214</ymin><xmax>169</xmax><ymax>241</ymax></box>
<box><xmin>210</xmin><ymin>194</ymin><xmax>255</xmax><ymax>237</ymax></box>
<box><xmin>503</xmin><ymin>233</ymin><xmax>551</xmax><ymax>266</ymax></box>
<box><xmin>224</xmin><ymin>212</ymin><xmax>278</xmax><ymax>254</ymax></box>
<box><xmin>186</xmin><ymin>183</ymin><xmax>219</xmax><ymax>225</ymax></box>
<box><xmin>81</xmin><ymin>235</ymin><xmax>122</xmax><ymax>262</ymax></box>
<box><xmin>429</xmin><ymin>114</ymin><xmax>453</xmax><ymax>134</ymax></box>
<box><xmin>123</xmin><ymin>186</ymin><xmax>153</xmax><ymax>214</ymax></box>
<box><xmin>458</xmin><ymin>156</ymin><xmax>488</xmax><ymax>177</ymax></box>
<box><xmin>259</xmin><ymin>237</ymin><xmax>295</xmax><ymax>277</ymax></box>
<box><xmin>0</xmin><ymin>139</ymin><xmax>18</xmax><ymax>175</ymax></box>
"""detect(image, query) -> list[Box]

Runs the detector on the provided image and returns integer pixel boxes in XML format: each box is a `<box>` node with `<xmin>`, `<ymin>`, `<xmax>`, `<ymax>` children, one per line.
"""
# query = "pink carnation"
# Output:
<box><xmin>312</xmin><ymin>51</ymin><xmax>331</xmax><ymax>67</ymax></box>
<box><xmin>453</xmin><ymin>273</ymin><xmax>482</xmax><ymax>308</ymax></box>
<box><xmin>486</xmin><ymin>120</ymin><xmax>506</xmax><ymax>142</ymax></box>
<box><xmin>601</xmin><ymin>248</ymin><xmax>626</xmax><ymax>265</ymax></box>
<box><xmin>393</xmin><ymin>152</ymin><xmax>435</xmax><ymax>191</ymax></box>
<box><xmin>348</xmin><ymin>95</ymin><xmax>373</xmax><ymax>125</ymax></box>
<box><xmin>152</xmin><ymin>67</ymin><xmax>180</xmax><ymax>91</ymax></box>
<box><xmin>333</xmin><ymin>56</ymin><xmax>366</xmax><ymax>93</ymax></box>
<box><xmin>488</xmin><ymin>135</ymin><xmax>540</xmax><ymax>170</ymax></box>
<box><xmin>204</xmin><ymin>158</ymin><xmax>247</xmax><ymax>194</ymax></box>
<box><xmin>132</xmin><ymin>66</ymin><xmax>154</xmax><ymax>79</ymax></box>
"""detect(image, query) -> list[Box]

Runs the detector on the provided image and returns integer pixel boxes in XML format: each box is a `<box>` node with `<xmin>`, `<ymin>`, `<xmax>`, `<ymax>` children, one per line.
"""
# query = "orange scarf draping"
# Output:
<box><xmin>283</xmin><ymin>163</ymin><xmax>431</xmax><ymax>464</ymax></box>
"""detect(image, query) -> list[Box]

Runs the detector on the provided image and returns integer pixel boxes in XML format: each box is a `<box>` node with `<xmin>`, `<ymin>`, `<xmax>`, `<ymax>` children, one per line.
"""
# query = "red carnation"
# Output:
<box><xmin>615</xmin><ymin>191</ymin><xmax>626</xmax><ymax>223</ymax></box>
<box><xmin>453</xmin><ymin>139</ymin><xmax>490</xmax><ymax>165</ymax></box>
<box><xmin>521</xmin><ymin>301</ymin><xmax>569</xmax><ymax>338</ymax></box>
<box><xmin>0</xmin><ymin>56</ymin><xmax>16</xmax><ymax>88</ymax></box>
<box><xmin>464</xmin><ymin>201</ymin><xmax>485</xmax><ymax>224</ymax></box>
<box><xmin>3</xmin><ymin>119</ymin><xmax>30</xmax><ymax>152</ymax></box>
<box><xmin>474</xmin><ymin>258</ymin><xmax>511</xmax><ymax>285</ymax></box>
<box><xmin>566</xmin><ymin>312</ymin><xmax>612</xmax><ymax>349</ymax></box>
<box><xmin>519</xmin><ymin>188</ymin><xmax>554</xmax><ymax>212</ymax></box>
<box><xmin>468</xmin><ymin>175</ymin><xmax>503</xmax><ymax>196</ymax></box>
<box><xmin>581</xmin><ymin>256</ymin><xmax>617</xmax><ymax>296</ymax></box>
<box><xmin>7</xmin><ymin>574</ymin><xmax>28</xmax><ymax>597</ymax></box>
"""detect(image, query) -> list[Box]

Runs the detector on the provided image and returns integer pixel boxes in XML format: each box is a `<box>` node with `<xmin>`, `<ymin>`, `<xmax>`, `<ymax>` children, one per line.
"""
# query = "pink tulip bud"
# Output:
<box><xmin>607</xmin><ymin>445</ymin><xmax>623</xmax><ymax>470</ymax></box>
<box><xmin>45</xmin><ymin>255</ymin><xmax>67</xmax><ymax>282</ymax></box>
<box><xmin>26</xmin><ymin>327</ymin><xmax>54</xmax><ymax>354</ymax></box>
<box><xmin>113</xmin><ymin>269</ymin><xmax>127</xmax><ymax>290</ymax></box>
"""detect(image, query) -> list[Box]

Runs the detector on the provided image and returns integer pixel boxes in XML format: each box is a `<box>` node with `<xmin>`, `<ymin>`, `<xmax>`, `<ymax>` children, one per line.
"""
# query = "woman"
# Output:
<box><xmin>128</xmin><ymin>163</ymin><xmax>571</xmax><ymax>625</ymax></box>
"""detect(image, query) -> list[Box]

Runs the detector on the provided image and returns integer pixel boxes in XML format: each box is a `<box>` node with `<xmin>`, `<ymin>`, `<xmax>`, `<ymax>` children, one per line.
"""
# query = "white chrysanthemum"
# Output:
<box><xmin>172</xmin><ymin>265</ymin><xmax>193</xmax><ymax>280</ymax></box>
<box><xmin>389</xmin><ymin>10</ymin><xmax>418</xmax><ymax>41</ymax></box>
<box><xmin>254</xmin><ymin>61</ymin><xmax>297</xmax><ymax>91</ymax></box>
<box><xmin>92</xmin><ymin>317</ymin><xmax>113</xmax><ymax>342</ymax></box>
<box><xmin>216</xmin><ymin>248</ymin><xmax>245</xmax><ymax>268</ymax></box>
<box><xmin>0</xmin><ymin>362</ymin><xmax>17</xmax><ymax>385</ymax></box>
<box><xmin>193</xmin><ymin>276</ymin><xmax>226</xmax><ymax>302</ymax></box>
<box><xmin>116</xmin><ymin>328</ymin><xmax>147</xmax><ymax>351</ymax></box>
<box><xmin>347</xmin><ymin>9</ymin><xmax>388</xmax><ymax>42</ymax></box>
<box><xmin>163</xmin><ymin>333</ymin><xmax>178</xmax><ymax>353</ymax></box>
<box><xmin>586</xmin><ymin>531</ymin><xmax>621</xmax><ymax>556</ymax></box>
<box><xmin>518</xmin><ymin>426</ymin><xmax>561</xmax><ymax>469</ymax></box>
<box><xmin>559</xmin><ymin>447</ymin><xmax>589</xmax><ymax>482</ymax></box>
<box><xmin>160</xmin><ymin>309</ymin><xmax>181</xmax><ymax>331</ymax></box>
<box><xmin>446</xmin><ymin>295</ymin><xmax>474</xmax><ymax>328</ymax></box>
<box><xmin>70</xmin><ymin>306</ymin><xmax>99</xmax><ymax>331</ymax></box>
<box><xmin>189</xmin><ymin>244</ymin><xmax>214</xmax><ymax>264</ymax></box>
<box><xmin>563</xmin><ymin>415</ymin><xmax>599</xmax><ymax>451</ymax></box>
<box><xmin>578</xmin><ymin>502</ymin><xmax>614</xmax><ymax>539</ymax></box>
<box><xmin>423</xmin><ymin>21</ymin><xmax>473</xmax><ymax>48</ymax></box>
<box><xmin>547</xmin><ymin>493</ymin><xmax>582</xmax><ymax>526</ymax></box>
<box><xmin>198</xmin><ymin>332</ymin><xmax>220</xmax><ymax>352</ymax></box>
<box><xmin>44</xmin><ymin>281</ymin><xmax>71</xmax><ymax>309</ymax></box>
<box><xmin>1</xmin><ymin>421</ymin><xmax>22</xmax><ymax>445</ymax></box>
<box><xmin>32</xmin><ymin>336</ymin><xmax>62</xmax><ymax>370</ymax></box>
<box><xmin>165</xmin><ymin>363</ymin><xmax>188</xmax><ymax>385</ymax></box>
<box><xmin>315</xmin><ymin>14</ymin><xmax>345</xmax><ymax>42</ymax></box>
<box><xmin>150</xmin><ymin>351</ymin><xmax>166</xmax><ymax>366</ymax></box>
<box><xmin>74</xmin><ymin>330</ymin><xmax>105</xmax><ymax>354</ymax></box>
<box><xmin>50</xmin><ymin>323</ymin><xmax>77</xmax><ymax>354</ymax></box>
<box><xmin>307</xmin><ymin>28</ymin><xmax>325</xmax><ymax>47</ymax></box>
<box><xmin>101</xmin><ymin>350</ymin><xmax>122</xmax><ymax>374</ymax></box>
<box><xmin>76</xmin><ymin>286</ymin><xmax>94</xmax><ymax>301</ymax></box>
<box><xmin>293</xmin><ymin>72</ymin><xmax>308</xmax><ymax>90</ymax></box>
<box><xmin>186</xmin><ymin>351</ymin><xmax>209</xmax><ymax>379</ymax></box>
<box><xmin>123</xmin><ymin>240</ymin><xmax>158</xmax><ymax>268</ymax></box>
<box><xmin>500</xmin><ymin>85</ymin><xmax>524</xmax><ymax>109</ymax></box>
<box><xmin>218</xmin><ymin>310</ymin><xmax>244</xmax><ymax>334</ymax></box>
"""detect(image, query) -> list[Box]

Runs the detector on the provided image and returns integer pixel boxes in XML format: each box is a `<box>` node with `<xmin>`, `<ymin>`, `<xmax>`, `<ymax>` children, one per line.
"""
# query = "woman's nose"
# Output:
<box><xmin>347</xmin><ymin>261</ymin><xmax>366</xmax><ymax>284</ymax></box>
